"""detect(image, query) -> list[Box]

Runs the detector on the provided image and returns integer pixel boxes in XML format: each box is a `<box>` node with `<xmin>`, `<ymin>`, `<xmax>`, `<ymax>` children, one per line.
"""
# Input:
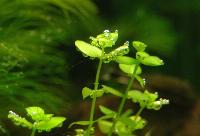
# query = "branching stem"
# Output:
<box><xmin>108</xmin><ymin>63</ymin><xmax>139</xmax><ymax>136</ymax></box>
<box><xmin>30</xmin><ymin>127</ymin><xmax>36</xmax><ymax>136</ymax></box>
<box><xmin>85</xmin><ymin>48</ymin><xmax>104</xmax><ymax>136</ymax></box>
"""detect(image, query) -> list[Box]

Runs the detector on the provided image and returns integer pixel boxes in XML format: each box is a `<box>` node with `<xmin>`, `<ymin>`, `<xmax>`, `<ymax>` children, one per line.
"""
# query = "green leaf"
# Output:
<box><xmin>69</xmin><ymin>121</ymin><xmax>91</xmax><ymax>128</ymax></box>
<box><xmin>119</xmin><ymin>64</ymin><xmax>142</xmax><ymax>75</ymax></box>
<box><xmin>98</xmin><ymin>120</ymin><xmax>112</xmax><ymax>134</ymax></box>
<box><xmin>141</xmin><ymin>56</ymin><xmax>164</xmax><ymax>66</ymax></box>
<box><xmin>118</xmin><ymin>116</ymin><xmax>136</xmax><ymax>128</ymax></box>
<box><xmin>128</xmin><ymin>90</ymin><xmax>147</xmax><ymax>107</ymax></box>
<box><xmin>135</xmin><ymin>75</ymin><xmax>145</xmax><ymax>88</ymax></box>
<box><xmin>116</xmin><ymin>56</ymin><xmax>138</xmax><ymax>65</ymax></box>
<box><xmin>96</xmin><ymin>114</ymin><xmax>115</xmax><ymax>121</ymax></box>
<box><xmin>90</xmin><ymin>30</ymin><xmax>118</xmax><ymax>48</ymax></box>
<box><xmin>121</xmin><ymin>109</ymin><xmax>133</xmax><ymax>117</ymax></box>
<box><xmin>102</xmin><ymin>85</ymin><xmax>123</xmax><ymax>97</ymax></box>
<box><xmin>103</xmin><ymin>42</ymin><xmax>129</xmax><ymax>63</ymax></box>
<box><xmin>132</xmin><ymin>41</ymin><xmax>147</xmax><ymax>52</ymax></box>
<box><xmin>36</xmin><ymin>117</ymin><xmax>66</xmax><ymax>132</ymax></box>
<box><xmin>75</xmin><ymin>40</ymin><xmax>102</xmax><ymax>58</ymax></box>
<box><xmin>8</xmin><ymin>111</ymin><xmax>33</xmax><ymax>129</ymax></box>
<box><xmin>136</xmin><ymin>51</ymin><xmax>150</xmax><ymax>60</ymax></box>
<box><xmin>129</xmin><ymin>116</ymin><xmax>146</xmax><ymax>130</ymax></box>
<box><xmin>82</xmin><ymin>87</ymin><xmax>92</xmax><ymax>100</ymax></box>
<box><xmin>26</xmin><ymin>107</ymin><xmax>45</xmax><ymax>121</ymax></box>
<box><xmin>99</xmin><ymin>105</ymin><xmax>116</xmax><ymax>115</ymax></box>
<box><xmin>144</xmin><ymin>91</ymin><xmax>158</xmax><ymax>102</ymax></box>
<box><xmin>90</xmin><ymin>89</ymin><xmax>104</xmax><ymax>98</ymax></box>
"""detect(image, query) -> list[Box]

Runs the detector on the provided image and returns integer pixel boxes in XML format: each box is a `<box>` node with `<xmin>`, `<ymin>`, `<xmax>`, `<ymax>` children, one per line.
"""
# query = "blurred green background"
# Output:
<box><xmin>0</xmin><ymin>0</ymin><xmax>200</xmax><ymax>135</ymax></box>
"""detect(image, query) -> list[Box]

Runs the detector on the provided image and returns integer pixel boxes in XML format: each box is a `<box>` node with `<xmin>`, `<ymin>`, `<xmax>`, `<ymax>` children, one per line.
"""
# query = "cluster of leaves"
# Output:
<box><xmin>73</xmin><ymin>30</ymin><xmax>169</xmax><ymax>136</ymax></box>
<box><xmin>8</xmin><ymin>106</ymin><xmax>66</xmax><ymax>135</ymax></box>
<box><xmin>0</xmin><ymin>0</ymin><xmax>99</xmax><ymax>119</ymax></box>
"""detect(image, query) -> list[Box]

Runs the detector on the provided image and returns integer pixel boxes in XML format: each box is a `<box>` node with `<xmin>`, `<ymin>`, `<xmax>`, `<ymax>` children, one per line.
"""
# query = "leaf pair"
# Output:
<box><xmin>82</xmin><ymin>87</ymin><xmax>104</xmax><ymax>100</ymax></box>
<box><xmin>75</xmin><ymin>30</ymin><xmax>130</xmax><ymax>63</ymax></box>
<box><xmin>82</xmin><ymin>85</ymin><xmax>124</xmax><ymax>100</ymax></box>
<box><xmin>8</xmin><ymin>107</ymin><xmax>66</xmax><ymax>132</ymax></box>
<box><xmin>98</xmin><ymin>115</ymin><xmax>146</xmax><ymax>135</ymax></box>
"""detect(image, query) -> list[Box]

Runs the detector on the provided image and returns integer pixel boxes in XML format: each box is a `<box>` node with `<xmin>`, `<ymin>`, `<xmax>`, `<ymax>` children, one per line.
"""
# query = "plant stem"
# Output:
<box><xmin>108</xmin><ymin>64</ymin><xmax>139</xmax><ymax>136</ymax></box>
<box><xmin>85</xmin><ymin>49</ymin><xmax>104</xmax><ymax>136</ymax></box>
<box><xmin>30</xmin><ymin>128</ymin><xmax>36</xmax><ymax>136</ymax></box>
<box><xmin>135</xmin><ymin>107</ymin><xmax>144</xmax><ymax>119</ymax></box>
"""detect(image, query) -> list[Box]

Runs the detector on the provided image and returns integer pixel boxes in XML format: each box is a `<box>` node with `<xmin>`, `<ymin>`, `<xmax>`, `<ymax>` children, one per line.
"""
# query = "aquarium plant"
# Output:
<box><xmin>8</xmin><ymin>106</ymin><xmax>66</xmax><ymax>136</ymax></box>
<box><xmin>71</xmin><ymin>30</ymin><xmax>169</xmax><ymax>136</ymax></box>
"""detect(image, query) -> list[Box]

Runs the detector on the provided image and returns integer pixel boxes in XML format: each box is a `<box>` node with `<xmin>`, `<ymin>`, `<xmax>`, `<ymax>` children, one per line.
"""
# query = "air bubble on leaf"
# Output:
<box><xmin>143</xmin><ymin>78</ymin><xmax>146</xmax><ymax>85</ymax></box>
<box><xmin>104</xmin><ymin>30</ymin><xmax>110</xmax><ymax>33</ymax></box>
<box><xmin>104</xmin><ymin>30</ymin><xmax>110</xmax><ymax>37</ymax></box>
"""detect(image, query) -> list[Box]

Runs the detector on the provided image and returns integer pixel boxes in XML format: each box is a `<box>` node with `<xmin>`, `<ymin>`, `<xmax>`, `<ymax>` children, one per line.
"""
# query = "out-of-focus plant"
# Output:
<box><xmin>0</xmin><ymin>0</ymin><xmax>99</xmax><ymax>118</ymax></box>
<box><xmin>70</xmin><ymin>30</ymin><xmax>169</xmax><ymax>136</ymax></box>
<box><xmin>8</xmin><ymin>106</ymin><xmax>66</xmax><ymax>136</ymax></box>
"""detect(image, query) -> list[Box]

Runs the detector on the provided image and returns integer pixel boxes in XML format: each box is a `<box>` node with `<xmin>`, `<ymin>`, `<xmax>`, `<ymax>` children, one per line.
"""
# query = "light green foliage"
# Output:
<box><xmin>8</xmin><ymin>106</ymin><xmax>66</xmax><ymax>135</ymax></box>
<box><xmin>132</xmin><ymin>41</ymin><xmax>147</xmax><ymax>52</ymax></box>
<box><xmin>82</xmin><ymin>87</ymin><xmax>104</xmax><ymax>100</ymax></box>
<box><xmin>116</xmin><ymin>56</ymin><xmax>138</xmax><ymax>65</ymax></box>
<box><xmin>73</xmin><ymin>30</ymin><xmax>130</xmax><ymax>135</ymax></box>
<box><xmin>75</xmin><ymin>41</ymin><xmax>102</xmax><ymax>58</ymax></box>
<box><xmin>98</xmin><ymin>115</ymin><xmax>146</xmax><ymax>136</ymax></box>
<box><xmin>90</xmin><ymin>30</ymin><xmax>118</xmax><ymax>48</ymax></box>
<box><xmin>75</xmin><ymin>30</ymin><xmax>129</xmax><ymax>62</ymax></box>
<box><xmin>103</xmin><ymin>41</ymin><xmax>129</xmax><ymax>63</ymax></box>
<box><xmin>102</xmin><ymin>85</ymin><xmax>123</xmax><ymax>97</ymax></box>
<box><xmin>99</xmin><ymin>105</ymin><xmax>116</xmax><ymax>115</ymax></box>
<box><xmin>128</xmin><ymin>90</ymin><xmax>169</xmax><ymax>110</ymax></box>
<box><xmin>97</xmin><ymin>39</ymin><xmax>169</xmax><ymax>136</ymax></box>
<box><xmin>141</xmin><ymin>56</ymin><xmax>164</xmax><ymax>66</ymax></box>
<box><xmin>119</xmin><ymin>64</ymin><xmax>142</xmax><ymax>75</ymax></box>
<box><xmin>8</xmin><ymin>111</ymin><xmax>33</xmax><ymax>129</ymax></box>
<box><xmin>74</xmin><ymin>30</ymin><xmax>169</xmax><ymax>136</ymax></box>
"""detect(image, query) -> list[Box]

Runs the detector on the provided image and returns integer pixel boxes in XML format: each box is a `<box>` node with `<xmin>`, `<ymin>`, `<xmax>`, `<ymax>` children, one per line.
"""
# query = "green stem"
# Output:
<box><xmin>135</xmin><ymin>107</ymin><xmax>144</xmax><ymax>120</ymax></box>
<box><xmin>85</xmin><ymin>48</ymin><xmax>104</xmax><ymax>136</ymax></box>
<box><xmin>30</xmin><ymin>128</ymin><xmax>36</xmax><ymax>136</ymax></box>
<box><xmin>108</xmin><ymin>64</ymin><xmax>139</xmax><ymax>136</ymax></box>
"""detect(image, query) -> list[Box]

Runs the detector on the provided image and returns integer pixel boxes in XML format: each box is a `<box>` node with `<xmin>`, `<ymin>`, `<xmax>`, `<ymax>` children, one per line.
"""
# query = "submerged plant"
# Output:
<box><xmin>8</xmin><ymin>106</ymin><xmax>66</xmax><ymax>136</ymax></box>
<box><xmin>98</xmin><ymin>41</ymin><xmax>169</xmax><ymax>136</ymax></box>
<box><xmin>72</xmin><ymin>30</ymin><xmax>169</xmax><ymax>136</ymax></box>
<box><xmin>71</xmin><ymin>30</ymin><xmax>129</xmax><ymax>135</ymax></box>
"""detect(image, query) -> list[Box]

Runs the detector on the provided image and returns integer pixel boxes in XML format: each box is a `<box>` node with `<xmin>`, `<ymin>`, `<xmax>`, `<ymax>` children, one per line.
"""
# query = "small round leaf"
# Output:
<box><xmin>75</xmin><ymin>40</ymin><xmax>102</xmax><ymax>58</ymax></box>
<box><xmin>141</xmin><ymin>56</ymin><xmax>164</xmax><ymax>66</ymax></box>
<box><xmin>119</xmin><ymin>64</ymin><xmax>142</xmax><ymax>75</ymax></box>
<box><xmin>132</xmin><ymin>41</ymin><xmax>147</xmax><ymax>52</ymax></box>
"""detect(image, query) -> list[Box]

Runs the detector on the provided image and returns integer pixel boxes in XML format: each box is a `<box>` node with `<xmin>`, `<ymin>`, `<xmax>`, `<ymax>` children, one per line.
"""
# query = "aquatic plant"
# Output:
<box><xmin>71</xmin><ymin>30</ymin><xmax>169</xmax><ymax>136</ymax></box>
<box><xmin>8</xmin><ymin>106</ymin><xmax>66</xmax><ymax>136</ymax></box>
